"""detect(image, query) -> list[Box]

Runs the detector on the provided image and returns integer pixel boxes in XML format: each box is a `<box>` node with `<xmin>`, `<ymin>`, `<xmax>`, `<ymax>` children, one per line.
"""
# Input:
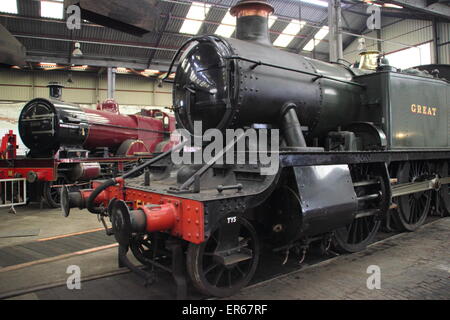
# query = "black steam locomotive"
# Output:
<box><xmin>62</xmin><ymin>0</ymin><xmax>450</xmax><ymax>298</ymax></box>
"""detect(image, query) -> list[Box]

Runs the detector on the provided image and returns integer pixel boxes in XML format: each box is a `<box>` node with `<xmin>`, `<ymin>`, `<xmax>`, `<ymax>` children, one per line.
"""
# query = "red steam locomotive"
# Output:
<box><xmin>0</xmin><ymin>84</ymin><xmax>175</xmax><ymax>208</ymax></box>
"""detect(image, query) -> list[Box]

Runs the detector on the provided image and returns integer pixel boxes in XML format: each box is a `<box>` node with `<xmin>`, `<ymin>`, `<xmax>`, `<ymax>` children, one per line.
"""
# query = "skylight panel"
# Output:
<box><xmin>273</xmin><ymin>20</ymin><xmax>306</xmax><ymax>48</ymax></box>
<box><xmin>41</xmin><ymin>0</ymin><xmax>64</xmax><ymax>19</ymax></box>
<box><xmin>303</xmin><ymin>26</ymin><xmax>329</xmax><ymax>51</ymax></box>
<box><xmin>179</xmin><ymin>2</ymin><xmax>211</xmax><ymax>35</ymax></box>
<box><xmin>268</xmin><ymin>16</ymin><xmax>277</xmax><ymax>28</ymax></box>
<box><xmin>300</xmin><ymin>0</ymin><xmax>328</xmax><ymax>7</ymax></box>
<box><xmin>315</xmin><ymin>26</ymin><xmax>329</xmax><ymax>40</ymax></box>
<box><xmin>0</xmin><ymin>0</ymin><xmax>18</xmax><ymax>14</ymax></box>
<box><xmin>303</xmin><ymin>39</ymin><xmax>316</xmax><ymax>51</ymax></box>
<box><xmin>215</xmin><ymin>11</ymin><xmax>236</xmax><ymax>38</ymax></box>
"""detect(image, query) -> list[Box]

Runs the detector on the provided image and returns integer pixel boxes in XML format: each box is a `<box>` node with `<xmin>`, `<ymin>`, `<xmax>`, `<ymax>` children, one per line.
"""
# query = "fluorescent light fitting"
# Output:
<box><xmin>40</xmin><ymin>62</ymin><xmax>57</xmax><ymax>66</ymax></box>
<box><xmin>71</xmin><ymin>65</ymin><xmax>88</xmax><ymax>70</ymax></box>
<box><xmin>144</xmin><ymin>69</ymin><xmax>160</xmax><ymax>74</ymax></box>
<box><xmin>0</xmin><ymin>0</ymin><xmax>17</xmax><ymax>14</ymax></box>
<box><xmin>273</xmin><ymin>20</ymin><xmax>306</xmax><ymax>48</ymax></box>
<box><xmin>179</xmin><ymin>2</ymin><xmax>211</xmax><ymax>35</ymax></box>
<box><xmin>116</xmin><ymin>67</ymin><xmax>128</xmax><ymax>74</ymax></box>
<box><xmin>384</xmin><ymin>3</ymin><xmax>403</xmax><ymax>9</ymax></box>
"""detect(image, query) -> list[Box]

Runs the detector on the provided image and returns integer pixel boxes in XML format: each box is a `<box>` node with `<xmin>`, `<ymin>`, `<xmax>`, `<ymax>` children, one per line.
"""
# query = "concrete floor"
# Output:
<box><xmin>0</xmin><ymin>205</ymin><xmax>120</xmax><ymax>298</ymax></box>
<box><xmin>0</xmin><ymin>205</ymin><xmax>102</xmax><ymax>248</ymax></box>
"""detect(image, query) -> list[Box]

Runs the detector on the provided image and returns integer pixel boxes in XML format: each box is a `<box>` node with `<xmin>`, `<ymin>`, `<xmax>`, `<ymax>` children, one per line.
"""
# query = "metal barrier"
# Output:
<box><xmin>0</xmin><ymin>178</ymin><xmax>27</xmax><ymax>212</ymax></box>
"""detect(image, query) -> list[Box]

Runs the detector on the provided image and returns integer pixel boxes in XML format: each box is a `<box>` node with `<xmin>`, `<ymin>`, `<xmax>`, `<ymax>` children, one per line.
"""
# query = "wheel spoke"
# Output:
<box><xmin>213</xmin><ymin>267</ymin><xmax>225</xmax><ymax>286</ymax></box>
<box><xmin>235</xmin><ymin>264</ymin><xmax>245</xmax><ymax>277</ymax></box>
<box><xmin>204</xmin><ymin>263</ymin><xmax>220</xmax><ymax>276</ymax></box>
<box><xmin>334</xmin><ymin>164</ymin><xmax>383</xmax><ymax>252</ymax></box>
<box><xmin>352</xmin><ymin>221</ymin><xmax>358</xmax><ymax>244</ymax></box>
<box><xmin>397</xmin><ymin>162</ymin><xmax>431</xmax><ymax>230</ymax></box>
<box><xmin>203</xmin><ymin>252</ymin><xmax>215</xmax><ymax>256</ymax></box>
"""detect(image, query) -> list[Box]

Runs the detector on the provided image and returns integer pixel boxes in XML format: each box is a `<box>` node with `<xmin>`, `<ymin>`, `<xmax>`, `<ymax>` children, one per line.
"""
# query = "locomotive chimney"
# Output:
<box><xmin>47</xmin><ymin>82</ymin><xmax>64</xmax><ymax>100</ymax></box>
<box><xmin>230</xmin><ymin>0</ymin><xmax>274</xmax><ymax>46</ymax></box>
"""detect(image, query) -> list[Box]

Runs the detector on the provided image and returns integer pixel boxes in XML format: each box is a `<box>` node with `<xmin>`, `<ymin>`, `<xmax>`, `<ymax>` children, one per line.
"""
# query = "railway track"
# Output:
<box><xmin>0</xmin><ymin>216</ymin><xmax>443</xmax><ymax>300</ymax></box>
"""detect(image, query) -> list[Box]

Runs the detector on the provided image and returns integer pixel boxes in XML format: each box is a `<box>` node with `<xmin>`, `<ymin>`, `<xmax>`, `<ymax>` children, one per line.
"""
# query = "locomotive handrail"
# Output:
<box><xmin>89</xmin><ymin>122</ymin><xmax>170</xmax><ymax>135</ymax></box>
<box><xmin>87</xmin><ymin>141</ymin><xmax>187</xmax><ymax>214</ymax></box>
<box><xmin>224</xmin><ymin>55</ymin><xmax>366</xmax><ymax>88</ymax></box>
<box><xmin>176</xmin><ymin>131</ymin><xmax>245</xmax><ymax>192</ymax></box>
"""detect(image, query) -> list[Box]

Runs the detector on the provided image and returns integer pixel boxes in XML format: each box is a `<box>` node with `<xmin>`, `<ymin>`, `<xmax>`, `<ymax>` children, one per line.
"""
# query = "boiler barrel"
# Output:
<box><xmin>173</xmin><ymin>36</ymin><xmax>364</xmax><ymax>138</ymax></box>
<box><xmin>19</xmin><ymin>98</ymin><xmax>165</xmax><ymax>156</ymax></box>
<box><xmin>82</xmin><ymin>109</ymin><xmax>165</xmax><ymax>151</ymax></box>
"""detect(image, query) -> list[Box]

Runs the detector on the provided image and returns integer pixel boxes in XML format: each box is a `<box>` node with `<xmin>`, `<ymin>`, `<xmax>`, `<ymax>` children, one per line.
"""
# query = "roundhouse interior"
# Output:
<box><xmin>0</xmin><ymin>0</ymin><xmax>449</xmax><ymax>303</ymax></box>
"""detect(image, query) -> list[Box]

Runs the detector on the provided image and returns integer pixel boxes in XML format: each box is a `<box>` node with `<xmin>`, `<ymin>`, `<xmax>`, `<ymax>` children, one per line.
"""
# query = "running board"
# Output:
<box><xmin>391</xmin><ymin>176</ymin><xmax>450</xmax><ymax>198</ymax></box>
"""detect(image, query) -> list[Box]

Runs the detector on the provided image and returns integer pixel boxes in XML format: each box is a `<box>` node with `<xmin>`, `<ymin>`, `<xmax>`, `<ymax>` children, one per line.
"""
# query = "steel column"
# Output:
<box><xmin>376</xmin><ymin>29</ymin><xmax>382</xmax><ymax>52</ymax></box>
<box><xmin>328</xmin><ymin>0</ymin><xmax>343</xmax><ymax>62</ymax></box>
<box><xmin>432</xmin><ymin>19</ymin><xmax>440</xmax><ymax>64</ymax></box>
<box><xmin>107</xmin><ymin>67</ymin><xmax>116</xmax><ymax>100</ymax></box>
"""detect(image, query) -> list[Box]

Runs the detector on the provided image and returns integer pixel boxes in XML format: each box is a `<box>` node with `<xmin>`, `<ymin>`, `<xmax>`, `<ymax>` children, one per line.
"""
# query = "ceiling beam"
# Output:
<box><xmin>388</xmin><ymin>0</ymin><xmax>450</xmax><ymax>21</ymax></box>
<box><xmin>25</xmin><ymin>53</ymin><xmax>172</xmax><ymax>71</ymax></box>
<box><xmin>146</xmin><ymin>2</ymin><xmax>176</xmax><ymax>68</ymax></box>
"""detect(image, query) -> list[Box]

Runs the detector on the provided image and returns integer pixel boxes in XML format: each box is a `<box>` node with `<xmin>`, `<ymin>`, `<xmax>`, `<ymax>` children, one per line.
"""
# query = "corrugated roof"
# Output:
<box><xmin>0</xmin><ymin>0</ymin><xmax>375</xmax><ymax>69</ymax></box>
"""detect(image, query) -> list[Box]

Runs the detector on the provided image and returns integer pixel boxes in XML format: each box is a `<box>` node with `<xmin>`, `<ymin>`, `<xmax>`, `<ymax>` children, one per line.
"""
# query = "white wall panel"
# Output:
<box><xmin>344</xmin><ymin>18</ymin><xmax>438</xmax><ymax>67</ymax></box>
<box><xmin>0</xmin><ymin>69</ymin><xmax>172</xmax><ymax>107</ymax></box>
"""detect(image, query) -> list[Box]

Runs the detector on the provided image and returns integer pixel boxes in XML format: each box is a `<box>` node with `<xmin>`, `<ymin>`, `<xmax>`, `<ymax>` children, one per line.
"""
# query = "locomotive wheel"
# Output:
<box><xmin>394</xmin><ymin>161</ymin><xmax>432</xmax><ymax>231</ymax></box>
<box><xmin>333</xmin><ymin>164</ymin><xmax>384</xmax><ymax>253</ymax></box>
<box><xmin>333</xmin><ymin>216</ymin><xmax>381</xmax><ymax>253</ymax></box>
<box><xmin>116</xmin><ymin>139</ymin><xmax>149</xmax><ymax>157</ymax></box>
<box><xmin>438</xmin><ymin>162</ymin><xmax>450</xmax><ymax>216</ymax></box>
<box><xmin>129</xmin><ymin>234</ymin><xmax>168</xmax><ymax>266</ymax></box>
<box><xmin>43</xmin><ymin>177</ymin><xmax>67</xmax><ymax>208</ymax></box>
<box><xmin>186</xmin><ymin>216</ymin><xmax>260</xmax><ymax>297</ymax></box>
<box><xmin>130</xmin><ymin>234</ymin><xmax>153</xmax><ymax>265</ymax></box>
